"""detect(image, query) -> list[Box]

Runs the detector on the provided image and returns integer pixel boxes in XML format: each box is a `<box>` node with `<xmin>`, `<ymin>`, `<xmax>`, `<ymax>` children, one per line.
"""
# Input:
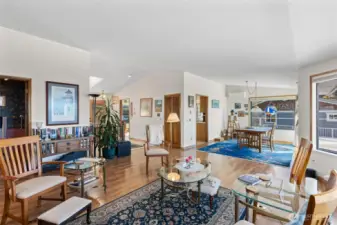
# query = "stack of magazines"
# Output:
<box><xmin>238</xmin><ymin>174</ymin><xmax>261</xmax><ymax>185</ymax></box>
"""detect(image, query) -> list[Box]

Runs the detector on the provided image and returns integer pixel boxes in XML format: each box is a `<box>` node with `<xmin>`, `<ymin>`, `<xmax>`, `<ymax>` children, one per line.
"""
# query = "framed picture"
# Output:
<box><xmin>140</xmin><ymin>98</ymin><xmax>153</xmax><ymax>117</ymax></box>
<box><xmin>188</xmin><ymin>95</ymin><xmax>194</xmax><ymax>108</ymax></box>
<box><xmin>244</xmin><ymin>103</ymin><xmax>248</xmax><ymax>111</ymax></box>
<box><xmin>46</xmin><ymin>81</ymin><xmax>79</xmax><ymax>125</ymax></box>
<box><xmin>154</xmin><ymin>99</ymin><xmax>163</xmax><ymax>112</ymax></box>
<box><xmin>234</xmin><ymin>103</ymin><xmax>241</xmax><ymax>109</ymax></box>
<box><xmin>238</xmin><ymin>111</ymin><xmax>245</xmax><ymax>117</ymax></box>
<box><xmin>212</xmin><ymin>99</ymin><xmax>220</xmax><ymax>108</ymax></box>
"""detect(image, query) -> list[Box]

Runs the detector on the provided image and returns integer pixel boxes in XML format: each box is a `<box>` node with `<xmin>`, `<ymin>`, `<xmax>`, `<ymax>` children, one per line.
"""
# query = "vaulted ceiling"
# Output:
<box><xmin>0</xmin><ymin>0</ymin><xmax>336</xmax><ymax>91</ymax></box>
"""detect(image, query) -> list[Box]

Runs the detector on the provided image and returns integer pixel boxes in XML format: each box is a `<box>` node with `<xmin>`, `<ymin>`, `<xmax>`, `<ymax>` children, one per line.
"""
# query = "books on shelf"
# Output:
<box><xmin>238</xmin><ymin>174</ymin><xmax>261</xmax><ymax>186</ymax></box>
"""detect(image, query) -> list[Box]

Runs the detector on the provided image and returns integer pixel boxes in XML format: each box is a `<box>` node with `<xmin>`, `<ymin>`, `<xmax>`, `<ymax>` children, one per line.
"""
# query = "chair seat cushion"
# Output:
<box><xmin>146</xmin><ymin>148</ymin><xmax>169</xmax><ymax>156</ymax></box>
<box><xmin>191</xmin><ymin>176</ymin><xmax>221</xmax><ymax>196</ymax></box>
<box><xmin>234</xmin><ymin>221</ymin><xmax>254</xmax><ymax>225</ymax></box>
<box><xmin>38</xmin><ymin>196</ymin><xmax>91</xmax><ymax>224</ymax></box>
<box><xmin>11</xmin><ymin>176</ymin><xmax>66</xmax><ymax>199</ymax></box>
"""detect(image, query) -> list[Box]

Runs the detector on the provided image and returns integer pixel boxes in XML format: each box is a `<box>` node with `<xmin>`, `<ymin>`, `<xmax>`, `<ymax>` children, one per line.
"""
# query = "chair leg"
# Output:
<box><xmin>0</xmin><ymin>194</ymin><xmax>11</xmax><ymax>225</ymax></box>
<box><xmin>146</xmin><ymin>156</ymin><xmax>149</xmax><ymax>175</ymax></box>
<box><xmin>161</xmin><ymin>156</ymin><xmax>164</xmax><ymax>166</ymax></box>
<box><xmin>166</xmin><ymin>156</ymin><xmax>169</xmax><ymax>166</ymax></box>
<box><xmin>62</xmin><ymin>182</ymin><xmax>67</xmax><ymax>201</ymax></box>
<box><xmin>209</xmin><ymin>195</ymin><xmax>214</xmax><ymax>209</ymax></box>
<box><xmin>21</xmin><ymin>200</ymin><xmax>29</xmax><ymax>225</ymax></box>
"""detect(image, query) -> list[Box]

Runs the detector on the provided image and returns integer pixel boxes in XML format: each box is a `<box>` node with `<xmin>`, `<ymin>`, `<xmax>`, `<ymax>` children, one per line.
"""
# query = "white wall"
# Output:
<box><xmin>0</xmin><ymin>26</ymin><xmax>91</xmax><ymax>127</ymax></box>
<box><xmin>115</xmin><ymin>72</ymin><xmax>184</xmax><ymax>141</ymax></box>
<box><xmin>183</xmin><ymin>72</ymin><xmax>226</xmax><ymax>147</ymax></box>
<box><xmin>298</xmin><ymin>57</ymin><xmax>337</xmax><ymax>176</ymax></box>
<box><xmin>227</xmin><ymin>87</ymin><xmax>297</xmax><ymax>143</ymax></box>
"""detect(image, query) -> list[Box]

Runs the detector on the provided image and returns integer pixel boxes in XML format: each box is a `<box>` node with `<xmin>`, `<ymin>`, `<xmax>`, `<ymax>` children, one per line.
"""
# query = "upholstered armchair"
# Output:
<box><xmin>144</xmin><ymin>124</ymin><xmax>171</xmax><ymax>174</ymax></box>
<box><xmin>0</xmin><ymin>136</ymin><xmax>67</xmax><ymax>225</ymax></box>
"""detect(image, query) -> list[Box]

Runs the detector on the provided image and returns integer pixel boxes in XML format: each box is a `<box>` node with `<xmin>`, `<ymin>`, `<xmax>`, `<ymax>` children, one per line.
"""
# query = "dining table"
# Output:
<box><xmin>235</xmin><ymin>127</ymin><xmax>272</xmax><ymax>153</ymax></box>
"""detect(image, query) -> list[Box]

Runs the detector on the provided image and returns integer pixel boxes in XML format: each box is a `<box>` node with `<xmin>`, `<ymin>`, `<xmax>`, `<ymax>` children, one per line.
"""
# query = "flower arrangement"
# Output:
<box><xmin>183</xmin><ymin>156</ymin><xmax>194</xmax><ymax>169</ymax></box>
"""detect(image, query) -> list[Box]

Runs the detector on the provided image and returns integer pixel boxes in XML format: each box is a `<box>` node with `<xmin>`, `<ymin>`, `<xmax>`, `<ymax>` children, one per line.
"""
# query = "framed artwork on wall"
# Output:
<box><xmin>154</xmin><ymin>99</ymin><xmax>163</xmax><ymax>112</ymax></box>
<box><xmin>46</xmin><ymin>81</ymin><xmax>79</xmax><ymax>125</ymax></box>
<box><xmin>140</xmin><ymin>98</ymin><xmax>153</xmax><ymax>117</ymax></box>
<box><xmin>188</xmin><ymin>95</ymin><xmax>194</xmax><ymax>108</ymax></box>
<box><xmin>238</xmin><ymin>111</ymin><xmax>245</xmax><ymax>117</ymax></box>
<box><xmin>212</xmin><ymin>99</ymin><xmax>220</xmax><ymax>108</ymax></box>
<box><xmin>234</xmin><ymin>103</ymin><xmax>241</xmax><ymax>109</ymax></box>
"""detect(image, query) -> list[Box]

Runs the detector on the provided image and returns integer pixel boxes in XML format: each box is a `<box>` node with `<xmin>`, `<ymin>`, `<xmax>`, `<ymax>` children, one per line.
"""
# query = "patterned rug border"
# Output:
<box><xmin>71</xmin><ymin>179</ymin><xmax>235</xmax><ymax>225</ymax></box>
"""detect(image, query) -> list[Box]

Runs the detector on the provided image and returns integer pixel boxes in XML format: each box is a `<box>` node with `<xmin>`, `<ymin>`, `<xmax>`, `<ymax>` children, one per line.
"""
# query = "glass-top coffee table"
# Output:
<box><xmin>158</xmin><ymin>160</ymin><xmax>211</xmax><ymax>204</ymax></box>
<box><xmin>232</xmin><ymin>174</ymin><xmax>307</xmax><ymax>223</ymax></box>
<box><xmin>64</xmin><ymin>157</ymin><xmax>106</xmax><ymax>197</ymax></box>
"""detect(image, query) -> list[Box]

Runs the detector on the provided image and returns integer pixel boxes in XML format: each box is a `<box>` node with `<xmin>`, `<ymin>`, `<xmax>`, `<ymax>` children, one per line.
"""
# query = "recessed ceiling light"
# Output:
<box><xmin>4</xmin><ymin>78</ymin><xmax>8</xmax><ymax>81</ymax></box>
<box><xmin>128</xmin><ymin>75</ymin><xmax>132</xmax><ymax>78</ymax></box>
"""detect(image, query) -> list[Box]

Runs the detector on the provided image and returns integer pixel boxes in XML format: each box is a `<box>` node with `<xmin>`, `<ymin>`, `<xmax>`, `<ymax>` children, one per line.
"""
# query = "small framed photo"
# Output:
<box><xmin>154</xmin><ymin>99</ymin><xmax>163</xmax><ymax>112</ymax></box>
<box><xmin>234</xmin><ymin>103</ymin><xmax>241</xmax><ymax>109</ymax></box>
<box><xmin>238</xmin><ymin>111</ymin><xmax>245</xmax><ymax>117</ymax></box>
<box><xmin>212</xmin><ymin>99</ymin><xmax>220</xmax><ymax>108</ymax></box>
<box><xmin>140</xmin><ymin>98</ymin><xmax>153</xmax><ymax>117</ymax></box>
<box><xmin>188</xmin><ymin>96</ymin><xmax>194</xmax><ymax>108</ymax></box>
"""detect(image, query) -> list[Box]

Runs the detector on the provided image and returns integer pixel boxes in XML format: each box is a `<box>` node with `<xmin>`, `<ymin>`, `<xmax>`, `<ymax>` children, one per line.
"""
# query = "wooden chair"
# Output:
<box><xmin>237</xmin><ymin>130</ymin><xmax>250</xmax><ymax>149</ymax></box>
<box><xmin>0</xmin><ymin>136</ymin><xmax>67</xmax><ymax>225</ymax></box>
<box><xmin>262</xmin><ymin>123</ymin><xmax>276</xmax><ymax>151</ymax></box>
<box><xmin>234</xmin><ymin>169</ymin><xmax>337</xmax><ymax>225</ymax></box>
<box><xmin>144</xmin><ymin>125</ymin><xmax>171</xmax><ymax>175</ymax></box>
<box><xmin>290</xmin><ymin>138</ymin><xmax>313</xmax><ymax>186</ymax></box>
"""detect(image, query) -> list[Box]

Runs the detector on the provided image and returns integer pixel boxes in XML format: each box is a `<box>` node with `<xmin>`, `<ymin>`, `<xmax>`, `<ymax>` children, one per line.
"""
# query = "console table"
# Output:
<box><xmin>40</xmin><ymin>136</ymin><xmax>94</xmax><ymax>158</ymax></box>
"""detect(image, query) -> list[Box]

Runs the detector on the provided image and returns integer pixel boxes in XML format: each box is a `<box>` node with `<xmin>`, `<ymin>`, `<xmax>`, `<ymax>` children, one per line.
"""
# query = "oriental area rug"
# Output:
<box><xmin>70</xmin><ymin>179</ymin><xmax>236</xmax><ymax>225</ymax></box>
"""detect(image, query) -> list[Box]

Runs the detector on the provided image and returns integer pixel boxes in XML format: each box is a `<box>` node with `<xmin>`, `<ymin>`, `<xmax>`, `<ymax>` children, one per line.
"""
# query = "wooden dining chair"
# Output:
<box><xmin>262</xmin><ymin>123</ymin><xmax>276</xmax><ymax>151</ymax></box>
<box><xmin>144</xmin><ymin>125</ymin><xmax>171</xmax><ymax>174</ymax></box>
<box><xmin>0</xmin><ymin>136</ymin><xmax>67</xmax><ymax>225</ymax></box>
<box><xmin>290</xmin><ymin>138</ymin><xmax>313</xmax><ymax>186</ymax></box>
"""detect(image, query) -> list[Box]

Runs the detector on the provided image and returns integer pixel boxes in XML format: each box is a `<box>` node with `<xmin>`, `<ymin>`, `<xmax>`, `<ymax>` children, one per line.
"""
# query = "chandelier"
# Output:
<box><xmin>244</xmin><ymin>81</ymin><xmax>257</xmax><ymax>98</ymax></box>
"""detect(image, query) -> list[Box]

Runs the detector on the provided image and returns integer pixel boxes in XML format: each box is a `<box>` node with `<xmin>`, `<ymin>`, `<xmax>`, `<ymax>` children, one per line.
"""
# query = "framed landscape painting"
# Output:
<box><xmin>212</xmin><ymin>99</ymin><xmax>220</xmax><ymax>108</ymax></box>
<box><xmin>154</xmin><ymin>99</ymin><xmax>163</xmax><ymax>112</ymax></box>
<box><xmin>46</xmin><ymin>81</ymin><xmax>79</xmax><ymax>125</ymax></box>
<box><xmin>140</xmin><ymin>98</ymin><xmax>153</xmax><ymax>117</ymax></box>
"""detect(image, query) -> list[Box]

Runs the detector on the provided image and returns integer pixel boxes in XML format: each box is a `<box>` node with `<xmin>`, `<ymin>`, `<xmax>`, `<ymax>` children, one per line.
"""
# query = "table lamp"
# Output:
<box><xmin>167</xmin><ymin>112</ymin><xmax>180</xmax><ymax>148</ymax></box>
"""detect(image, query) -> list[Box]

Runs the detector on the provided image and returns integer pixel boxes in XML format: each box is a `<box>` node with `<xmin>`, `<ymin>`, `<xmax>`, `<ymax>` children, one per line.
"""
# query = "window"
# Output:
<box><xmin>250</xmin><ymin>96</ymin><xmax>296</xmax><ymax>130</ymax></box>
<box><xmin>314</xmin><ymin>76</ymin><xmax>337</xmax><ymax>154</ymax></box>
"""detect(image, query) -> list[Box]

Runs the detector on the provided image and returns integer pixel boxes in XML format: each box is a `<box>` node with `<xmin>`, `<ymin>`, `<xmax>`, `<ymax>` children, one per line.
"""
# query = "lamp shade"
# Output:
<box><xmin>167</xmin><ymin>113</ymin><xmax>180</xmax><ymax>123</ymax></box>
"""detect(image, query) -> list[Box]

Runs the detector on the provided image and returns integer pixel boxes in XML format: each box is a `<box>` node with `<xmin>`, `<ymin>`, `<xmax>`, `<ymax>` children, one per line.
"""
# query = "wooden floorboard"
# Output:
<box><xmin>0</xmin><ymin>144</ymin><xmax>334</xmax><ymax>225</ymax></box>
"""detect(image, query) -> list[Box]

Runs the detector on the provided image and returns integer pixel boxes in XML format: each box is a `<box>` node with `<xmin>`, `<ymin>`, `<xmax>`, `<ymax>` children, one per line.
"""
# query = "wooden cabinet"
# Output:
<box><xmin>41</xmin><ymin>137</ymin><xmax>93</xmax><ymax>158</ymax></box>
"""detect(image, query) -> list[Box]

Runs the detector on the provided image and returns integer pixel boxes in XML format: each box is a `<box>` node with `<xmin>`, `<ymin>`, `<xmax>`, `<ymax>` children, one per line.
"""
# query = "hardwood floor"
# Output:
<box><xmin>0</xmin><ymin>144</ymin><xmax>332</xmax><ymax>225</ymax></box>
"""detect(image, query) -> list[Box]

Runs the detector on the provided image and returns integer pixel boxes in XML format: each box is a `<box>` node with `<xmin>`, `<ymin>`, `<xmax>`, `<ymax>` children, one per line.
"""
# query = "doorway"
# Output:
<box><xmin>164</xmin><ymin>93</ymin><xmax>181</xmax><ymax>148</ymax></box>
<box><xmin>196</xmin><ymin>95</ymin><xmax>208</xmax><ymax>144</ymax></box>
<box><xmin>0</xmin><ymin>76</ymin><xmax>31</xmax><ymax>138</ymax></box>
<box><xmin>120</xmin><ymin>98</ymin><xmax>131</xmax><ymax>140</ymax></box>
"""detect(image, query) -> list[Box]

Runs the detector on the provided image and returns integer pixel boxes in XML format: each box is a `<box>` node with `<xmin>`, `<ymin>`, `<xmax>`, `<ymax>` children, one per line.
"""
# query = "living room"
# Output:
<box><xmin>0</xmin><ymin>1</ymin><xmax>337</xmax><ymax>225</ymax></box>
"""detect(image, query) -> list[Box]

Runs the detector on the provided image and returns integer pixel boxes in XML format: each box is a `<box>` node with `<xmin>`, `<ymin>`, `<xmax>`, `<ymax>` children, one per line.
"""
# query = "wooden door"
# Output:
<box><xmin>164</xmin><ymin>94</ymin><xmax>181</xmax><ymax>148</ymax></box>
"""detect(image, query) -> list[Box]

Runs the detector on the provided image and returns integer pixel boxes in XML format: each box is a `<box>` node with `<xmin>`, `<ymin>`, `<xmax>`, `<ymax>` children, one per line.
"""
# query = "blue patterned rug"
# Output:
<box><xmin>70</xmin><ymin>180</ymin><xmax>236</xmax><ymax>225</ymax></box>
<box><xmin>199</xmin><ymin>139</ymin><xmax>295</xmax><ymax>167</ymax></box>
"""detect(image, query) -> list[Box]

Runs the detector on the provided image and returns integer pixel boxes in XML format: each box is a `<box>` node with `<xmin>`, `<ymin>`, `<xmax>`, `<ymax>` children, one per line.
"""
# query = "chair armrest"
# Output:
<box><xmin>162</xmin><ymin>141</ymin><xmax>172</xmax><ymax>151</ymax></box>
<box><xmin>42</xmin><ymin>161</ymin><xmax>67</xmax><ymax>176</ymax></box>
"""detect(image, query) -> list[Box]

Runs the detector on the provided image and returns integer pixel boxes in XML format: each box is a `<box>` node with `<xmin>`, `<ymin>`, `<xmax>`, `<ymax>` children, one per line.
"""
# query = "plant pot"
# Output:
<box><xmin>102</xmin><ymin>147</ymin><xmax>116</xmax><ymax>159</ymax></box>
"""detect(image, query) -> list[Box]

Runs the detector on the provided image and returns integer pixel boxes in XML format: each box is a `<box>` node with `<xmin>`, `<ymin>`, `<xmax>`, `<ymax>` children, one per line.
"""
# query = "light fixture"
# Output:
<box><xmin>128</xmin><ymin>74</ymin><xmax>132</xmax><ymax>78</ymax></box>
<box><xmin>4</xmin><ymin>78</ymin><xmax>8</xmax><ymax>81</ymax></box>
<box><xmin>167</xmin><ymin>113</ymin><xmax>180</xmax><ymax>147</ymax></box>
<box><xmin>245</xmin><ymin>81</ymin><xmax>257</xmax><ymax>96</ymax></box>
<box><xmin>100</xmin><ymin>90</ymin><xmax>106</xmax><ymax>99</ymax></box>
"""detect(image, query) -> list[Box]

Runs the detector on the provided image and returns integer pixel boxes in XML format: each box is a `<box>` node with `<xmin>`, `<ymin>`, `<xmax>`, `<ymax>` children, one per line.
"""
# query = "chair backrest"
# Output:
<box><xmin>0</xmin><ymin>136</ymin><xmax>42</xmax><ymax>179</ymax></box>
<box><xmin>304</xmin><ymin>170</ymin><xmax>337</xmax><ymax>225</ymax></box>
<box><xmin>289</xmin><ymin>138</ymin><xmax>313</xmax><ymax>185</ymax></box>
<box><xmin>270</xmin><ymin>123</ymin><xmax>276</xmax><ymax>136</ymax></box>
<box><xmin>146</xmin><ymin>124</ymin><xmax>164</xmax><ymax>146</ymax></box>
<box><xmin>326</xmin><ymin>170</ymin><xmax>337</xmax><ymax>191</ymax></box>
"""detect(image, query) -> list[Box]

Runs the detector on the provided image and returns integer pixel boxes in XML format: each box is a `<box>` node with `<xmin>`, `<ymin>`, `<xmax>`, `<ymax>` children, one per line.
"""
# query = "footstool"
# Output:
<box><xmin>38</xmin><ymin>197</ymin><xmax>92</xmax><ymax>225</ymax></box>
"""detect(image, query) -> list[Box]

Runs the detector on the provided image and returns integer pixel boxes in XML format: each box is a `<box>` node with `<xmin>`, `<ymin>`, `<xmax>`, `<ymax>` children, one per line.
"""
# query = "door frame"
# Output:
<box><xmin>164</xmin><ymin>93</ymin><xmax>181</xmax><ymax>148</ymax></box>
<box><xmin>196</xmin><ymin>94</ymin><xmax>209</xmax><ymax>142</ymax></box>
<box><xmin>0</xmin><ymin>75</ymin><xmax>32</xmax><ymax>136</ymax></box>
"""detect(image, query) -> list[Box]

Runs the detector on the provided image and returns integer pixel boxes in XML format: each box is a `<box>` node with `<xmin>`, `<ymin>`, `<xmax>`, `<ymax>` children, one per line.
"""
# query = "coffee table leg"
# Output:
<box><xmin>86</xmin><ymin>204</ymin><xmax>92</xmax><ymax>224</ymax></box>
<box><xmin>198</xmin><ymin>181</ymin><xmax>201</xmax><ymax>204</ymax></box>
<box><xmin>161</xmin><ymin>177</ymin><xmax>164</xmax><ymax>199</ymax></box>
<box><xmin>81</xmin><ymin>170</ymin><xmax>84</xmax><ymax>198</ymax></box>
<box><xmin>235</xmin><ymin>194</ymin><xmax>239</xmax><ymax>222</ymax></box>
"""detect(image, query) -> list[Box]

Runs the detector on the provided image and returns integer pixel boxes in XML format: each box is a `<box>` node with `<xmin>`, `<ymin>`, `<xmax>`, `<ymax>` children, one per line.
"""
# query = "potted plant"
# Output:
<box><xmin>96</xmin><ymin>98</ymin><xmax>121</xmax><ymax>159</ymax></box>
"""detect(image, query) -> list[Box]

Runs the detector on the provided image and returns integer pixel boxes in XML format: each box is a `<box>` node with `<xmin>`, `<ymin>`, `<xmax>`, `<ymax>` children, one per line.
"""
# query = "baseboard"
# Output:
<box><xmin>182</xmin><ymin>145</ymin><xmax>196</xmax><ymax>150</ymax></box>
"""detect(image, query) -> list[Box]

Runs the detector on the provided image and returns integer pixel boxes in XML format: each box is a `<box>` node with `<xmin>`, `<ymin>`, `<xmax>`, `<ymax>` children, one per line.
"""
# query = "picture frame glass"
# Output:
<box><xmin>140</xmin><ymin>98</ymin><xmax>153</xmax><ymax>117</ymax></box>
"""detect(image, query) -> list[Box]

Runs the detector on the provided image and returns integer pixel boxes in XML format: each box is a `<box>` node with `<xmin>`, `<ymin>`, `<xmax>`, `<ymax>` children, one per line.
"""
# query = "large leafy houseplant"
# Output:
<box><xmin>96</xmin><ymin>99</ymin><xmax>121</xmax><ymax>159</ymax></box>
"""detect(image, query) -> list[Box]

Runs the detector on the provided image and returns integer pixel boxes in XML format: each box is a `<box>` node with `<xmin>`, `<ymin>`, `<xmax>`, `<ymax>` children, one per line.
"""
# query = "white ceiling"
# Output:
<box><xmin>0</xmin><ymin>0</ymin><xmax>337</xmax><ymax>91</ymax></box>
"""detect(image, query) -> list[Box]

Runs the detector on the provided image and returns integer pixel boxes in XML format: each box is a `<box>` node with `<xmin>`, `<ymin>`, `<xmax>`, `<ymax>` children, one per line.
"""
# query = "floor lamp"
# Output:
<box><xmin>167</xmin><ymin>113</ymin><xmax>180</xmax><ymax>148</ymax></box>
<box><xmin>89</xmin><ymin>93</ymin><xmax>100</xmax><ymax>157</ymax></box>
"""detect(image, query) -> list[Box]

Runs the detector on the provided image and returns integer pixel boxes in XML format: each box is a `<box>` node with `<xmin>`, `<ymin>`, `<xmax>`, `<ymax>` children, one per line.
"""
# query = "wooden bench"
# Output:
<box><xmin>37</xmin><ymin>197</ymin><xmax>92</xmax><ymax>225</ymax></box>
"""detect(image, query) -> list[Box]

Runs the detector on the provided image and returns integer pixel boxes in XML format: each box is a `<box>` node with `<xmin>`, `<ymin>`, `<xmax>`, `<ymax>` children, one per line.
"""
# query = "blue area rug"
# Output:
<box><xmin>70</xmin><ymin>180</ymin><xmax>237</xmax><ymax>225</ymax></box>
<box><xmin>199</xmin><ymin>139</ymin><xmax>295</xmax><ymax>167</ymax></box>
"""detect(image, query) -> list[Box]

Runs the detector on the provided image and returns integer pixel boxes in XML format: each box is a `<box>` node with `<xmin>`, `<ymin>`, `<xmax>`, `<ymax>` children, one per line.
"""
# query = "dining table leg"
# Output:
<box><xmin>234</xmin><ymin>194</ymin><xmax>239</xmax><ymax>222</ymax></box>
<box><xmin>258</xmin><ymin>134</ymin><xmax>262</xmax><ymax>153</ymax></box>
